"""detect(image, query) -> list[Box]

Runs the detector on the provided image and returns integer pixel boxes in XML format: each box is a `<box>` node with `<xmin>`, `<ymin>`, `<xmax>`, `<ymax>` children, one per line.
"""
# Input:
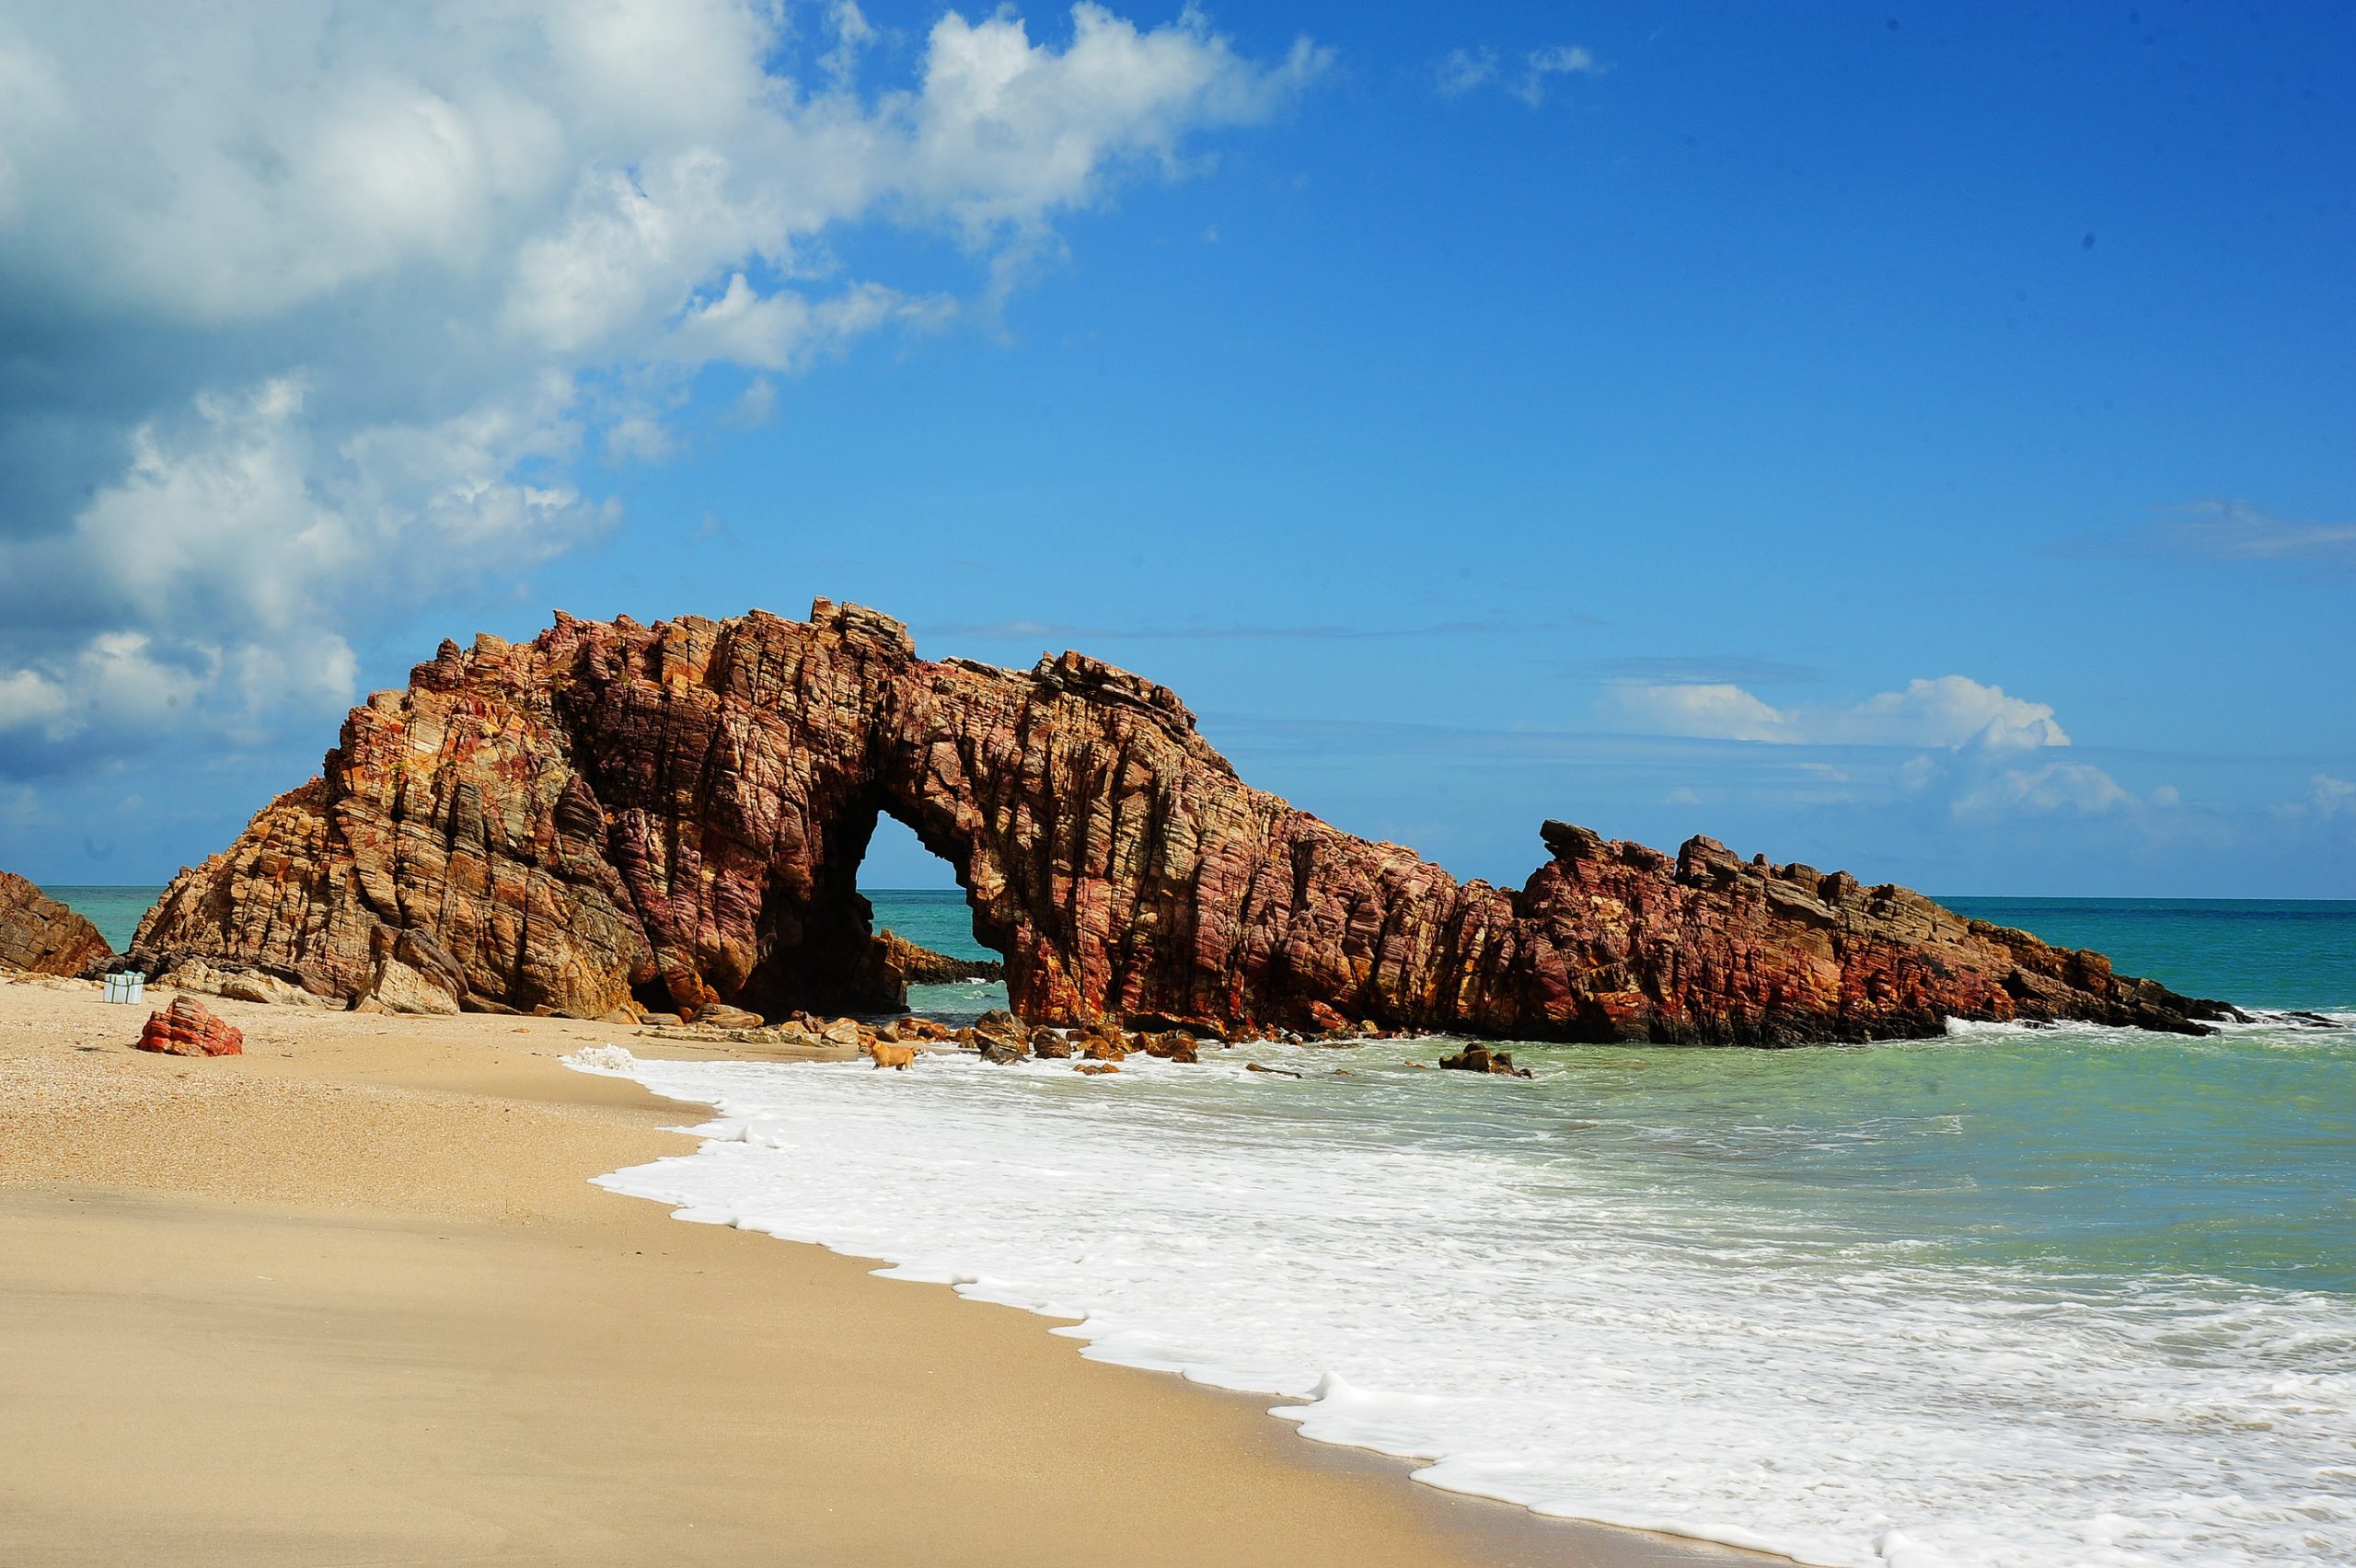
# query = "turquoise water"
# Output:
<box><xmin>1945</xmin><ymin>896</ymin><xmax>2356</xmax><ymax>1011</ymax></box>
<box><xmin>865</xmin><ymin>888</ymin><xmax>998</xmax><ymax>962</ymax></box>
<box><xmin>40</xmin><ymin>885</ymin><xmax>163</xmax><ymax>952</ymax></box>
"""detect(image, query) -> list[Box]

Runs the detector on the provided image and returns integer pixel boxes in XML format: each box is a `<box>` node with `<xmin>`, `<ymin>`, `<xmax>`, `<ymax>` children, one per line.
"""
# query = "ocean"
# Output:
<box><xmin>52</xmin><ymin>885</ymin><xmax>2356</xmax><ymax>1564</ymax></box>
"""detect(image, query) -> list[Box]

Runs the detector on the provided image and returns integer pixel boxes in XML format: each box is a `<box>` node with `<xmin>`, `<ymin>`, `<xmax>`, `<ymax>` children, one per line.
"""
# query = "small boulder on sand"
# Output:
<box><xmin>135</xmin><ymin>997</ymin><xmax>244</xmax><ymax>1057</ymax></box>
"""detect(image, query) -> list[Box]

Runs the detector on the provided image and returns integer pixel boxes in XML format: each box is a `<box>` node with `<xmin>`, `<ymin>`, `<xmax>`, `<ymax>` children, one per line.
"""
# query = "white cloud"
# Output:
<box><xmin>2305</xmin><ymin>775</ymin><xmax>2354</xmax><ymax>818</ymax></box>
<box><xmin>0</xmin><ymin>633</ymin><xmax>204</xmax><ymax>744</ymax></box>
<box><xmin>1435</xmin><ymin>42</ymin><xmax>1600</xmax><ymax>105</ymax></box>
<box><xmin>819</xmin><ymin>3</ymin><xmax>880</xmax><ymax>92</ymax></box>
<box><xmin>1953</xmin><ymin>761</ymin><xmax>2132</xmax><ymax>818</ymax></box>
<box><xmin>1512</xmin><ymin>45</ymin><xmax>1601</xmax><ymax>106</ymax></box>
<box><xmin>0</xmin><ymin>670</ymin><xmax>69</xmax><ymax>735</ymax></box>
<box><xmin>0</xmin><ymin>1</ymin><xmax>1323</xmax><ymax>774</ymax></box>
<box><xmin>668</xmin><ymin>272</ymin><xmax>953</xmax><ymax>371</ymax></box>
<box><xmin>1607</xmin><ymin>674</ymin><xmax>2070</xmax><ymax>751</ymax></box>
<box><xmin>1616</xmin><ymin>682</ymin><xmax>1790</xmax><ymax>743</ymax></box>
<box><xmin>1435</xmin><ymin>48</ymin><xmax>1498</xmax><ymax>97</ymax></box>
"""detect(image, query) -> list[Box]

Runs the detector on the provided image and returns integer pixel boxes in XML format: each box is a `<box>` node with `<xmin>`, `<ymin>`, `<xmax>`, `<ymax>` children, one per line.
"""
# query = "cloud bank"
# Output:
<box><xmin>0</xmin><ymin>1</ymin><xmax>1324</xmax><ymax>776</ymax></box>
<box><xmin>1607</xmin><ymin>674</ymin><xmax>2070</xmax><ymax>751</ymax></box>
<box><xmin>1600</xmin><ymin>671</ymin><xmax>2198</xmax><ymax>826</ymax></box>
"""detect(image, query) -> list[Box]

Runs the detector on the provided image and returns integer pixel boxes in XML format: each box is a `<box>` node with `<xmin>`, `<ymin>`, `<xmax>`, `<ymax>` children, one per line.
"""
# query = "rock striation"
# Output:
<box><xmin>0</xmin><ymin>870</ymin><xmax>113</xmax><ymax>977</ymax></box>
<box><xmin>135</xmin><ymin>997</ymin><xmax>245</xmax><ymax>1057</ymax></box>
<box><xmin>130</xmin><ymin>601</ymin><xmax>2237</xmax><ymax>1044</ymax></box>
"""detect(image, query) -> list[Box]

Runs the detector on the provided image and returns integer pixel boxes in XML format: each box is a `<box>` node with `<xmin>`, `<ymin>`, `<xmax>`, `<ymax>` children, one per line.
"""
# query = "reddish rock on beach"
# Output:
<box><xmin>126</xmin><ymin>600</ymin><xmax>2239</xmax><ymax>1045</ymax></box>
<box><xmin>136</xmin><ymin>997</ymin><xmax>244</xmax><ymax>1057</ymax></box>
<box><xmin>0</xmin><ymin>870</ymin><xmax>114</xmax><ymax>977</ymax></box>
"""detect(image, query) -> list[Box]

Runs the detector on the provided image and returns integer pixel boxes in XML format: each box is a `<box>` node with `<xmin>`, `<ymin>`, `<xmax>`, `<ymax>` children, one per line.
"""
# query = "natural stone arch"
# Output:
<box><xmin>132</xmin><ymin>600</ymin><xmax>2234</xmax><ymax>1042</ymax></box>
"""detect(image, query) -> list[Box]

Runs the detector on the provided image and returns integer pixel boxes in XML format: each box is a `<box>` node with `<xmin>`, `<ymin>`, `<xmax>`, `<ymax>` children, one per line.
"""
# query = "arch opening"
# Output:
<box><xmin>731</xmin><ymin>803</ymin><xmax>1008</xmax><ymax>1022</ymax></box>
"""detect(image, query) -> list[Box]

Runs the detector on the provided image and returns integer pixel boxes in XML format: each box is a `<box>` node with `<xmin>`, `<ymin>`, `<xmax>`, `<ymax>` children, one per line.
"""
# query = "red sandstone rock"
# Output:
<box><xmin>127</xmin><ymin>602</ymin><xmax>2239</xmax><ymax>1047</ymax></box>
<box><xmin>136</xmin><ymin>997</ymin><xmax>243</xmax><ymax>1056</ymax></box>
<box><xmin>0</xmin><ymin>870</ymin><xmax>113</xmax><ymax>977</ymax></box>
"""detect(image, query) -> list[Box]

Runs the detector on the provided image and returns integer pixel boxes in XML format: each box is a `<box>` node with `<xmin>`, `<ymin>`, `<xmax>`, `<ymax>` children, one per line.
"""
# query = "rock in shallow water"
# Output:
<box><xmin>123</xmin><ymin>601</ymin><xmax>2239</xmax><ymax>1046</ymax></box>
<box><xmin>1439</xmin><ymin>1044</ymin><xmax>1531</xmax><ymax>1078</ymax></box>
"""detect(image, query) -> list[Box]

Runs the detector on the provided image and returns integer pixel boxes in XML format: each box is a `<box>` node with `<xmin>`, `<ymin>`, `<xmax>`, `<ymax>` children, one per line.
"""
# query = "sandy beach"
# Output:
<box><xmin>0</xmin><ymin>974</ymin><xmax>1774</xmax><ymax>1568</ymax></box>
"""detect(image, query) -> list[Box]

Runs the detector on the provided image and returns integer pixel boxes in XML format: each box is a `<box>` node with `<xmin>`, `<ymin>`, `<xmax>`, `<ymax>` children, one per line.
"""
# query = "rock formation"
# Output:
<box><xmin>135</xmin><ymin>997</ymin><xmax>245</xmax><ymax>1057</ymax></box>
<box><xmin>130</xmin><ymin>601</ymin><xmax>2237</xmax><ymax>1043</ymax></box>
<box><xmin>874</xmin><ymin>928</ymin><xmax>1005</xmax><ymax>984</ymax></box>
<box><xmin>0</xmin><ymin>870</ymin><xmax>113</xmax><ymax>976</ymax></box>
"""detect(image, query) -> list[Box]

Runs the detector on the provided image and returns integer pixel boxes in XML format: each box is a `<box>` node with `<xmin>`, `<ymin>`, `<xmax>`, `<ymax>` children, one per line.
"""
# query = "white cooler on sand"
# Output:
<box><xmin>102</xmin><ymin>972</ymin><xmax>144</xmax><ymax>1004</ymax></box>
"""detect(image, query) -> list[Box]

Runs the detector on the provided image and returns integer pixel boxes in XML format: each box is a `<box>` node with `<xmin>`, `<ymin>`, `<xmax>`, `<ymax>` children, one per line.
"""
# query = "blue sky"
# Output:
<box><xmin>0</xmin><ymin>1</ymin><xmax>2349</xmax><ymax>896</ymax></box>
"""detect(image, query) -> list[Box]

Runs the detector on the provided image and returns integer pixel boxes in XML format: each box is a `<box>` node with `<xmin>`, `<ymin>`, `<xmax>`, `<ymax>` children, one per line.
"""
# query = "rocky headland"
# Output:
<box><xmin>0</xmin><ymin>870</ymin><xmax>113</xmax><ymax>978</ymax></box>
<box><xmin>128</xmin><ymin>601</ymin><xmax>2237</xmax><ymax>1044</ymax></box>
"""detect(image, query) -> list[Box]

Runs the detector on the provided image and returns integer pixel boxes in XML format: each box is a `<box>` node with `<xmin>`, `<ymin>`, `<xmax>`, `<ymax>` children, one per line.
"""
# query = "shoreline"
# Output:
<box><xmin>2</xmin><ymin>975</ymin><xmax>1779</xmax><ymax>1567</ymax></box>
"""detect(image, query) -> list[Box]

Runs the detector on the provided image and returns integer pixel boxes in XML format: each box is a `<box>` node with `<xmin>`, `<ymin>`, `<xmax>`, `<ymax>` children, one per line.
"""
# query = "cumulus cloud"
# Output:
<box><xmin>1606</xmin><ymin>674</ymin><xmax>2071</xmax><ymax>751</ymax></box>
<box><xmin>2288</xmin><ymin>774</ymin><xmax>2355</xmax><ymax>820</ymax></box>
<box><xmin>1951</xmin><ymin>761</ymin><xmax>2133</xmax><ymax>817</ymax></box>
<box><xmin>0</xmin><ymin>1</ymin><xmax>1324</xmax><ymax>778</ymax></box>
<box><xmin>1434</xmin><ymin>42</ymin><xmax>1600</xmax><ymax>105</ymax></box>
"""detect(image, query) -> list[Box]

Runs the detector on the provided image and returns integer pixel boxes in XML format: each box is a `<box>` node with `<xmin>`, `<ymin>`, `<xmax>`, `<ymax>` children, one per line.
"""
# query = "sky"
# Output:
<box><xmin>0</xmin><ymin>0</ymin><xmax>2350</xmax><ymax>898</ymax></box>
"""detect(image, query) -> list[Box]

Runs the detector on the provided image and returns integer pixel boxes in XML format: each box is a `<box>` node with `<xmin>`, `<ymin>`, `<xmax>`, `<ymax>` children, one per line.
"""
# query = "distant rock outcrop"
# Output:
<box><xmin>0</xmin><ymin>870</ymin><xmax>113</xmax><ymax>977</ymax></box>
<box><xmin>128</xmin><ymin>602</ymin><xmax>2238</xmax><ymax>1043</ymax></box>
<box><xmin>874</xmin><ymin>928</ymin><xmax>1005</xmax><ymax>985</ymax></box>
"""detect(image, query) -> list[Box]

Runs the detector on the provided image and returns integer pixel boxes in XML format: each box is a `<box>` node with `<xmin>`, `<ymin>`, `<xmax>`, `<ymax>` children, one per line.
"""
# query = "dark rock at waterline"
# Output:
<box><xmin>1439</xmin><ymin>1044</ymin><xmax>1531</xmax><ymax>1078</ymax></box>
<box><xmin>124</xmin><ymin>601</ymin><xmax>2241</xmax><ymax>1046</ymax></box>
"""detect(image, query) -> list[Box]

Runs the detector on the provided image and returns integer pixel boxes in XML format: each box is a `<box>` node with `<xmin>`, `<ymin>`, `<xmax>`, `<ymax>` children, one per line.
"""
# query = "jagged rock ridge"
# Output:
<box><xmin>131</xmin><ymin>601</ymin><xmax>2236</xmax><ymax>1043</ymax></box>
<box><xmin>0</xmin><ymin>870</ymin><xmax>113</xmax><ymax>977</ymax></box>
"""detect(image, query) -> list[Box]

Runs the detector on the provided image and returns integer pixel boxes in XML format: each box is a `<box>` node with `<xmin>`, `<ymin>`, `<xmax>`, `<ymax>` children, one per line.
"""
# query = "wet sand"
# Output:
<box><xmin>0</xmin><ymin>974</ymin><xmax>1778</xmax><ymax>1566</ymax></box>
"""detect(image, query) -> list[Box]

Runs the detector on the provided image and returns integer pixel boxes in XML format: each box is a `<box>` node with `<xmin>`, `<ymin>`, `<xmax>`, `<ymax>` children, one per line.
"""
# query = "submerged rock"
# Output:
<box><xmin>126</xmin><ymin>601</ymin><xmax>2238</xmax><ymax>1046</ymax></box>
<box><xmin>0</xmin><ymin>870</ymin><xmax>112</xmax><ymax>978</ymax></box>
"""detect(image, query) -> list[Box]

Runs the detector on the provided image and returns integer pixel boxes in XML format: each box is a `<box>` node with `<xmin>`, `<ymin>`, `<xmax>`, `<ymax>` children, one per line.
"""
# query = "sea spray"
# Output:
<box><xmin>571</xmin><ymin>1009</ymin><xmax>2356</xmax><ymax>1568</ymax></box>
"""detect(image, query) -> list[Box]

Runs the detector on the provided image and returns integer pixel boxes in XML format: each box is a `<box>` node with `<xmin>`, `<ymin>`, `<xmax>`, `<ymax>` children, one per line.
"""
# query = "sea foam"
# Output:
<box><xmin>570</xmin><ymin>1026</ymin><xmax>2356</xmax><ymax>1568</ymax></box>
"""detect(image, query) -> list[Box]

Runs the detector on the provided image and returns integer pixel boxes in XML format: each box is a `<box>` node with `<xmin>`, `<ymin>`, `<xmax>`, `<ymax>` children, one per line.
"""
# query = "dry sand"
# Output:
<box><xmin>1</xmin><ymin>974</ymin><xmax>1779</xmax><ymax>1567</ymax></box>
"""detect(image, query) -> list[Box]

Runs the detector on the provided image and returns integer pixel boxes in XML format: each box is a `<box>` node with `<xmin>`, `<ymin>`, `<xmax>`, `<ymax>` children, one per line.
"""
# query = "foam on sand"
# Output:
<box><xmin>570</xmin><ymin>1022</ymin><xmax>2356</xmax><ymax>1568</ymax></box>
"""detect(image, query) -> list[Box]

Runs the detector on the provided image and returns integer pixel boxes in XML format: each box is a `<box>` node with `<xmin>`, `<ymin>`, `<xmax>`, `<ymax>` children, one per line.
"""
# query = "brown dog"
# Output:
<box><xmin>863</xmin><ymin>1041</ymin><xmax>918</xmax><ymax>1071</ymax></box>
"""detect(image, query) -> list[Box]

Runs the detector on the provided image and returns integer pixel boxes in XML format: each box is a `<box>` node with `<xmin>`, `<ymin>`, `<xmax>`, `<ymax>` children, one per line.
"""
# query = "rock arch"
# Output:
<box><xmin>131</xmin><ymin>600</ymin><xmax>2234</xmax><ymax>1042</ymax></box>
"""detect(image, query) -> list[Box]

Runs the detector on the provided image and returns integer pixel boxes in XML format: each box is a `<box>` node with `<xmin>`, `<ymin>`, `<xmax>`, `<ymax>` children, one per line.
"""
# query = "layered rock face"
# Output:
<box><xmin>0</xmin><ymin>870</ymin><xmax>113</xmax><ymax>976</ymax></box>
<box><xmin>132</xmin><ymin>602</ymin><xmax>2235</xmax><ymax>1043</ymax></box>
